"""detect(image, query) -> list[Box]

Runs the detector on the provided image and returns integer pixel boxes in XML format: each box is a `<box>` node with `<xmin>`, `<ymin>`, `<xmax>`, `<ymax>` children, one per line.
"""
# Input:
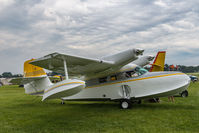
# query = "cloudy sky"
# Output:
<box><xmin>0</xmin><ymin>0</ymin><xmax>199</xmax><ymax>74</ymax></box>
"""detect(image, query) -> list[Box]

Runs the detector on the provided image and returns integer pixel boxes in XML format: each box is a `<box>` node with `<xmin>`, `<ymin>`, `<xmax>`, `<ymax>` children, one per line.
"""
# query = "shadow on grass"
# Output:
<box><xmin>133</xmin><ymin>103</ymin><xmax>197</xmax><ymax>110</ymax></box>
<box><xmin>15</xmin><ymin>99</ymin><xmax>197</xmax><ymax>111</ymax></box>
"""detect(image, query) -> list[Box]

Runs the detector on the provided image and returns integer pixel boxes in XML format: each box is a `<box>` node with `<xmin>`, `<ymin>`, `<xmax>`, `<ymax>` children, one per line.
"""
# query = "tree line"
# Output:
<box><xmin>0</xmin><ymin>72</ymin><xmax>23</xmax><ymax>78</ymax></box>
<box><xmin>164</xmin><ymin>64</ymin><xmax>199</xmax><ymax>73</ymax></box>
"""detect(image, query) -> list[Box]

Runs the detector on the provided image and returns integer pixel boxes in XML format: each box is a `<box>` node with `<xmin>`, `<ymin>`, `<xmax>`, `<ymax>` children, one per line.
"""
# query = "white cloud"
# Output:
<box><xmin>154</xmin><ymin>0</ymin><xmax>168</xmax><ymax>8</ymax></box>
<box><xmin>0</xmin><ymin>0</ymin><xmax>14</xmax><ymax>12</ymax></box>
<box><xmin>0</xmin><ymin>0</ymin><xmax>199</xmax><ymax>74</ymax></box>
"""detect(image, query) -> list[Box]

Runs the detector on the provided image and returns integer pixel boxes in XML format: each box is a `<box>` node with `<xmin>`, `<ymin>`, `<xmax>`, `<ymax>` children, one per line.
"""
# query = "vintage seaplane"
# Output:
<box><xmin>23</xmin><ymin>48</ymin><xmax>190</xmax><ymax>109</ymax></box>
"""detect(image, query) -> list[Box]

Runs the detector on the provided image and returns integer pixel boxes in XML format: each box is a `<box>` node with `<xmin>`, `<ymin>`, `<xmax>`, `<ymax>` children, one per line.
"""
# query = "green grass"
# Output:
<box><xmin>0</xmin><ymin>82</ymin><xmax>199</xmax><ymax>133</ymax></box>
<box><xmin>187</xmin><ymin>72</ymin><xmax>199</xmax><ymax>77</ymax></box>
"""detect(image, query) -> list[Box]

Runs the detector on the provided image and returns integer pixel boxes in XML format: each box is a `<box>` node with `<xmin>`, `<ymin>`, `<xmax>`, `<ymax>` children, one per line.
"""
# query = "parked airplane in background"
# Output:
<box><xmin>0</xmin><ymin>78</ymin><xmax>12</xmax><ymax>86</ymax></box>
<box><xmin>22</xmin><ymin>49</ymin><xmax>190</xmax><ymax>109</ymax></box>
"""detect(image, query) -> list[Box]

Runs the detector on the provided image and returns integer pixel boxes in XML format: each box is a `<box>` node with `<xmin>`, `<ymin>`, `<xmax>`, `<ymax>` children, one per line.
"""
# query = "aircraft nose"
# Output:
<box><xmin>170</xmin><ymin>72</ymin><xmax>191</xmax><ymax>91</ymax></box>
<box><xmin>134</xmin><ymin>48</ymin><xmax>144</xmax><ymax>56</ymax></box>
<box><xmin>186</xmin><ymin>74</ymin><xmax>191</xmax><ymax>83</ymax></box>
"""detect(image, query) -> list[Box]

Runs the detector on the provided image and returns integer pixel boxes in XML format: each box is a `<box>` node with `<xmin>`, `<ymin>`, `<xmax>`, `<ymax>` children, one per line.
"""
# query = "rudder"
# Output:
<box><xmin>24</xmin><ymin>59</ymin><xmax>46</xmax><ymax>77</ymax></box>
<box><xmin>150</xmin><ymin>51</ymin><xmax>166</xmax><ymax>72</ymax></box>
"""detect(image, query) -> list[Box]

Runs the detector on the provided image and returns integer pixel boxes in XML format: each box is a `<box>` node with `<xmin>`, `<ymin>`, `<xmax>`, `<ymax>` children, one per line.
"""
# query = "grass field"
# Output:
<box><xmin>0</xmin><ymin>82</ymin><xmax>199</xmax><ymax>133</ymax></box>
<box><xmin>187</xmin><ymin>73</ymin><xmax>199</xmax><ymax>77</ymax></box>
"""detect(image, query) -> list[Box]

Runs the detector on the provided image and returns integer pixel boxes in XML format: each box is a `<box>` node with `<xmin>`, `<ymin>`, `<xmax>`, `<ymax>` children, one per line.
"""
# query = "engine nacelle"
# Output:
<box><xmin>102</xmin><ymin>48</ymin><xmax>144</xmax><ymax>65</ymax></box>
<box><xmin>133</xmin><ymin>55</ymin><xmax>154</xmax><ymax>67</ymax></box>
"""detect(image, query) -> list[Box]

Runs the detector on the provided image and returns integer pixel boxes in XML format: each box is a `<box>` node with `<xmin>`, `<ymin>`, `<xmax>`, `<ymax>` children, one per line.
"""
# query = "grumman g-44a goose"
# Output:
<box><xmin>22</xmin><ymin>48</ymin><xmax>190</xmax><ymax>109</ymax></box>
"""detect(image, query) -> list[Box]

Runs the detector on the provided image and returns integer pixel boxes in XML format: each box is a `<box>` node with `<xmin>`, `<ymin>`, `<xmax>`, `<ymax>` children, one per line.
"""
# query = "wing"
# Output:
<box><xmin>9</xmin><ymin>78</ymin><xmax>23</xmax><ymax>85</ymax></box>
<box><xmin>30</xmin><ymin>52</ymin><xmax>114</xmax><ymax>77</ymax></box>
<box><xmin>30</xmin><ymin>49</ymin><xmax>143</xmax><ymax>79</ymax></box>
<box><xmin>9</xmin><ymin>77</ymin><xmax>47</xmax><ymax>85</ymax></box>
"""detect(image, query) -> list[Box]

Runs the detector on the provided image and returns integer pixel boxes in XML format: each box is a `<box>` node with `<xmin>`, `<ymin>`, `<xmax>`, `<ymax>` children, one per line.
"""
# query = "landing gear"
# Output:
<box><xmin>61</xmin><ymin>100</ymin><xmax>65</xmax><ymax>104</ymax></box>
<box><xmin>137</xmin><ymin>100</ymin><xmax>142</xmax><ymax>104</ymax></box>
<box><xmin>181</xmin><ymin>90</ymin><xmax>188</xmax><ymax>98</ymax></box>
<box><xmin>120</xmin><ymin>99</ymin><xmax>132</xmax><ymax>109</ymax></box>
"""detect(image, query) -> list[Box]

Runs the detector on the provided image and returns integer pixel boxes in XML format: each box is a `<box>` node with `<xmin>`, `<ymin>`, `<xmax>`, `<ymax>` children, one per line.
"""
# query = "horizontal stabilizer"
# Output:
<box><xmin>22</xmin><ymin>76</ymin><xmax>47</xmax><ymax>84</ymax></box>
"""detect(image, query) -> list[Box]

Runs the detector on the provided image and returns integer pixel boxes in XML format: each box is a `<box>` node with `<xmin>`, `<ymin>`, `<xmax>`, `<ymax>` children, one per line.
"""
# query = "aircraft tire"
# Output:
<box><xmin>120</xmin><ymin>99</ymin><xmax>132</xmax><ymax>109</ymax></box>
<box><xmin>61</xmin><ymin>101</ymin><xmax>65</xmax><ymax>104</ymax></box>
<box><xmin>0</xmin><ymin>82</ymin><xmax>3</xmax><ymax>87</ymax></box>
<box><xmin>181</xmin><ymin>90</ymin><xmax>188</xmax><ymax>98</ymax></box>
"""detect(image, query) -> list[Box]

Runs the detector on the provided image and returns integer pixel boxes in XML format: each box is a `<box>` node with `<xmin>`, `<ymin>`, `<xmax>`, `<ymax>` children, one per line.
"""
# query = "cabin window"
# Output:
<box><xmin>126</xmin><ymin>71</ymin><xmax>135</xmax><ymax>77</ymax></box>
<box><xmin>125</xmin><ymin>67</ymin><xmax>148</xmax><ymax>78</ymax></box>
<box><xmin>99</xmin><ymin>77</ymin><xmax>107</xmax><ymax>83</ymax></box>
<box><xmin>117</xmin><ymin>72</ymin><xmax>130</xmax><ymax>80</ymax></box>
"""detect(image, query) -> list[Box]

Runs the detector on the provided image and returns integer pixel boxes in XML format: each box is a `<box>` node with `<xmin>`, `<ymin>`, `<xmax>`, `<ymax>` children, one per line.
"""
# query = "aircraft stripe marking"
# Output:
<box><xmin>42</xmin><ymin>73</ymin><xmax>185</xmax><ymax>94</ymax></box>
<box><xmin>45</xmin><ymin>82</ymin><xmax>85</xmax><ymax>93</ymax></box>
<box><xmin>86</xmin><ymin>73</ymin><xmax>185</xmax><ymax>89</ymax></box>
<box><xmin>28</xmin><ymin>90</ymin><xmax>44</xmax><ymax>95</ymax></box>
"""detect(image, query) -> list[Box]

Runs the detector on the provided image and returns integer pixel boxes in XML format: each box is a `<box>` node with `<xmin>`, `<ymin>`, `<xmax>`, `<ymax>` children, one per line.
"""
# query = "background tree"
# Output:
<box><xmin>2</xmin><ymin>72</ymin><xmax>12</xmax><ymax>78</ymax></box>
<box><xmin>12</xmin><ymin>74</ymin><xmax>23</xmax><ymax>78</ymax></box>
<box><xmin>164</xmin><ymin>64</ymin><xmax>169</xmax><ymax>71</ymax></box>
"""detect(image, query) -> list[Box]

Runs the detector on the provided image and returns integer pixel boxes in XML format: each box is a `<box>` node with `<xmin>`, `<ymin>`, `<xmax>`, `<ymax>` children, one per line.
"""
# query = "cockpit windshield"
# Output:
<box><xmin>134</xmin><ymin>66</ymin><xmax>148</xmax><ymax>76</ymax></box>
<box><xmin>121</xmin><ymin>66</ymin><xmax>148</xmax><ymax>79</ymax></box>
<box><xmin>135</xmin><ymin>67</ymin><xmax>148</xmax><ymax>75</ymax></box>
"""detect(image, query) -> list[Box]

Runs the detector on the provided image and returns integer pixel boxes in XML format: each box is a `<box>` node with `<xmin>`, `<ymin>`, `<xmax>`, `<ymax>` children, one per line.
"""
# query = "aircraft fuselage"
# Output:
<box><xmin>63</xmin><ymin>71</ymin><xmax>190</xmax><ymax>101</ymax></box>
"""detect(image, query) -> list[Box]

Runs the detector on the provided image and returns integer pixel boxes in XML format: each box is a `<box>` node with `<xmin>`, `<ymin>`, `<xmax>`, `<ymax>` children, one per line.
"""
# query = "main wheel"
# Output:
<box><xmin>137</xmin><ymin>100</ymin><xmax>142</xmax><ymax>104</ymax></box>
<box><xmin>61</xmin><ymin>100</ymin><xmax>65</xmax><ymax>104</ymax></box>
<box><xmin>181</xmin><ymin>90</ymin><xmax>188</xmax><ymax>97</ymax></box>
<box><xmin>120</xmin><ymin>99</ymin><xmax>132</xmax><ymax>109</ymax></box>
<box><xmin>0</xmin><ymin>82</ymin><xmax>3</xmax><ymax>87</ymax></box>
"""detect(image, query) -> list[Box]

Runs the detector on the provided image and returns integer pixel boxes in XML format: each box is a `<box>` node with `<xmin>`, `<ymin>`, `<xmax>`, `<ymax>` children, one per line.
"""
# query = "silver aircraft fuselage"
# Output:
<box><xmin>63</xmin><ymin>71</ymin><xmax>190</xmax><ymax>101</ymax></box>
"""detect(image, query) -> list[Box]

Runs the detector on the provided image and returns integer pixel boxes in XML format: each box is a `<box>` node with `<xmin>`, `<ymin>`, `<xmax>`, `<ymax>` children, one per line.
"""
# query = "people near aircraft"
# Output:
<box><xmin>168</xmin><ymin>96</ymin><xmax>175</xmax><ymax>102</ymax></box>
<box><xmin>60</xmin><ymin>76</ymin><xmax>63</xmax><ymax>81</ymax></box>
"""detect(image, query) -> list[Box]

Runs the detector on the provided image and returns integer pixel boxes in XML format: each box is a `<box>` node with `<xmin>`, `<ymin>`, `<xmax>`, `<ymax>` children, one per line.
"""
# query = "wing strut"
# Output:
<box><xmin>63</xmin><ymin>59</ymin><xmax>68</xmax><ymax>79</ymax></box>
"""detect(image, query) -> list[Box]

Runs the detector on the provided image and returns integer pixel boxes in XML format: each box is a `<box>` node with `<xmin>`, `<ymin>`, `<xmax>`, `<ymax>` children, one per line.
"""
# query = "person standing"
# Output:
<box><xmin>168</xmin><ymin>96</ymin><xmax>175</xmax><ymax>102</ymax></box>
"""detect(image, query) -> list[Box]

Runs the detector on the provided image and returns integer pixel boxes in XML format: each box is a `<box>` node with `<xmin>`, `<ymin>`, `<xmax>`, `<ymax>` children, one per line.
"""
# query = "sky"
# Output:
<box><xmin>0</xmin><ymin>0</ymin><xmax>199</xmax><ymax>74</ymax></box>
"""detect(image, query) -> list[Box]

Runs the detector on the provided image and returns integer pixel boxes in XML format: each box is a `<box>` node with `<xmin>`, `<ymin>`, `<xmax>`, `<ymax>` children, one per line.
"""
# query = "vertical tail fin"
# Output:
<box><xmin>150</xmin><ymin>51</ymin><xmax>166</xmax><ymax>72</ymax></box>
<box><xmin>24</xmin><ymin>59</ymin><xmax>46</xmax><ymax>77</ymax></box>
<box><xmin>23</xmin><ymin>59</ymin><xmax>52</xmax><ymax>96</ymax></box>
